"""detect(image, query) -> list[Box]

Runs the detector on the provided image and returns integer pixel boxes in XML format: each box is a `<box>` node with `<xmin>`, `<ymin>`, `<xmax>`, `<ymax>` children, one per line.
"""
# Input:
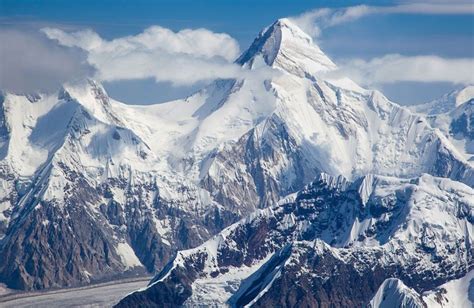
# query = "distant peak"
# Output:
<box><xmin>60</xmin><ymin>79</ymin><xmax>125</xmax><ymax>126</ymax></box>
<box><xmin>412</xmin><ymin>84</ymin><xmax>474</xmax><ymax>115</ymax></box>
<box><xmin>453</xmin><ymin>85</ymin><xmax>474</xmax><ymax>107</ymax></box>
<box><xmin>62</xmin><ymin>79</ymin><xmax>108</xmax><ymax>101</ymax></box>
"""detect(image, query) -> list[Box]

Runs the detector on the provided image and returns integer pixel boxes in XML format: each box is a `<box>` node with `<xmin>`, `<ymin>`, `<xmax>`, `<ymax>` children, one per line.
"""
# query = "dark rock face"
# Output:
<box><xmin>0</xmin><ymin>166</ymin><xmax>17</xmax><ymax>238</ymax></box>
<box><xmin>0</xmin><ymin>94</ymin><xmax>10</xmax><ymax>161</ymax></box>
<box><xmin>0</xmin><ymin>200</ymin><xmax>126</xmax><ymax>290</ymax></box>
<box><xmin>0</xmin><ymin>155</ymin><xmax>243</xmax><ymax>291</ymax></box>
<box><xmin>116</xmin><ymin>256</ymin><xmax>203</xmax><ymax>308</ymax></box>
<box><xmin>228</xmin><ymin>245</ymin><xmax>294</xmax><ymax>307</ymax></box>
<box><xmin>0</xmin><ymin>160</ymin><xmax>142</xmax><ymax>290</ymax></box>
<box><xmin>116</xmin><ymin>268</ymin><xmax>194</xmax><ymax>308</ymax></box>
<box><xmin>117</xmin><ymin>173</ymin><xmax>473</xmax><ymax>307</ymax></box>
<box><xmin>238</xmin><ymin>244</ymin><xmax>386</xmax><ymax>308</ymax></box>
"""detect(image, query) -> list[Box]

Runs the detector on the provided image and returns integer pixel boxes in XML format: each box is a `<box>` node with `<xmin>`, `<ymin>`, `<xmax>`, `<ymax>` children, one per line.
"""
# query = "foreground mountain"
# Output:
<box><xmin>117</xmin><ymin>173</ymin><xmax>473</xmax><ymax>307</ymax></box>
<box><xmin>0</xmin><ymin>18</ymin><xmax>473</xmax><ymax>292</ymax></box>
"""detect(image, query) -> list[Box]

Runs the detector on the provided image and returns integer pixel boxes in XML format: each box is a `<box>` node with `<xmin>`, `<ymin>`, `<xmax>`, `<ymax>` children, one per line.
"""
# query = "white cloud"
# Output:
<box><xmin>291</xmin><ymin>4</ymin><xmax>474</xmax><ymax>87</ymax></box>
<box><xmin>291</xmin><ymin>3</ymin><xmax>474</xmax><ymax>38</ymax></box>
<box><xmin>42</xmin><ymin>25</ymin><xmax>260</xmax><ymax>86</ymax></box>
<box><xmin>0</xmin><ymin>29</ymin><xmax>93</xmax><ymax>94</ymax></box>
<box><xmin>327</xmin><ymin>54</ymin><xmax>474</xmax><ymax>85</ymax></box>
<box><xmin>43</xmin><ymin>26</ymin><xmax>240</xmax><ymax>61</ymax></box>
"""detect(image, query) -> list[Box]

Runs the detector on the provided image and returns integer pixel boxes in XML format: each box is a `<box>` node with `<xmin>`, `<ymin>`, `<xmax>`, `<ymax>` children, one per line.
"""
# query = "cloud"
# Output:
<box><xmin>291</xmin><ymin>3</ymin><xmax>474</xmax><ymax>38</ymax></box>
<box><xmin>327</xmin><ymin>54</ymin><xmax>474</xmax><ymax>85</ymax></box>
<box><xmin>0</xmin><ymin>29</ymin><xmax>94</xmax><ymax>94</ymax></box>
<box><xmin>291</xmin><ymin>3</ymin><xmax>474</xmax><ymax>87</ymax></box>
<box><xmin>41</xmin><ymin>26</ymin><xmax>264</xmax><ymax>86</ymax></box>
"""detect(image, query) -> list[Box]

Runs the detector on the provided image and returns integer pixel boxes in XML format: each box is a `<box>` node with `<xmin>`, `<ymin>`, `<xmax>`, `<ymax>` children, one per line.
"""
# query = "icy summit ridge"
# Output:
<box><xmin>237</xmin><ymin>18</ymin><xmax>336</xmax><ymax>75</ymax></box>
<box><xmin>237</xmin><ymin>18</ymin><xmax>303</xmax><ymax>65</ymax></box>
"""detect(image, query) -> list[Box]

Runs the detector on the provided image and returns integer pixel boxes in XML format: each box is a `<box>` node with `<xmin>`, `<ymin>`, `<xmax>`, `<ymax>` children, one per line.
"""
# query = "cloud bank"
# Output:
<box><xmin>329</xmin><ymin>54</ymin><xmax>474</xmax><ymax>85</ymax></box>
<box><xmin>42</xmin><ymin>26</ymin><xmax>265</xmax><ymax>86</ymax></box>
<box><xmin>291</xmin><ymin>4</ymin><xmax>474</xmax><ymax>86</ymax></box>
<box><xmin>291</xmin><ymin>3</ymin><xmax>474</xmax><ymax>37</ymax></box>
<box><xmin>0</xmin><ymin>29</ymin><xmax>93</xmax><ymax>94</ymax></box>
<box><xmin>2</xmin><ymin>5</ymin><xmax>471</xmax><ymax>96</ymax></box>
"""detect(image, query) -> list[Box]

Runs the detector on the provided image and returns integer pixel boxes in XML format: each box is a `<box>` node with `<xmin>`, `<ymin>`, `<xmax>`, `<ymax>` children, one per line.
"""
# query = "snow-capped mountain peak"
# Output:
<box><xmin>454</xmin><ymin>85</ymin><xmax>474</xmax><ymax>107</ymax></box>
<box><xmin>370</xmin><ymin>278</ymin><xmax>425</xmax><ymax>308</ymax></box>
<box><xmin>237</xmin><ymin>18</ymin><xmax>336</xmax><ymax>76</ymax></box>
<box><xmin>412</xmin><ymin>85</ymin><xmax>474</xmax><ymax>115</ymax></box>
<box><xmin>411</xmin><ymin>85</ymin><xmax>474</xmax><ymax>162</ymax></box>
<box><xmin>61</xmin><ymin>79</ymin><xmax>125</xmax><ymax>126</ymax></box>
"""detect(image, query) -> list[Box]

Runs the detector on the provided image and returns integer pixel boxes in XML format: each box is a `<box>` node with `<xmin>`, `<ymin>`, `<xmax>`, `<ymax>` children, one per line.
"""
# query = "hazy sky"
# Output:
<box><xmin>1</xmin><ymin>0</ymin><xmax>473</xmax><ymax>105</ymax></box>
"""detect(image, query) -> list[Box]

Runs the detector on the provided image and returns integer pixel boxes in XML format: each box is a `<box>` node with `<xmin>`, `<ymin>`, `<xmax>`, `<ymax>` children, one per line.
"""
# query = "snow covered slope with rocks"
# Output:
<box><xmin>411</xmin><ymin>86</ymin><xmax>474</xmax><ymax>163</ymax></box>
<box><xmin>0</xmin><ymin>80</ymin><xmax>242</xmax><ymax>289</ymax></box>
<box><xmin>200</xmin><ymin>19</ymin><xmax>474</xmax><ymax>213</ymax></box>
<box><xmin>0</xmin><ymin>18</ymin><xmax>473</xmax><ymax>294</ymax></box>
<box><xmin>411</xmin><ymin>86</ymin><xmax>474</xmax><ymax>116</ymax></box>
<box><xmin>369</xmin><ymin>278</ymin><xmax>425</xmax><ymax>308</ymax></box>
<box><xmin>423</xmin><ymin>270</ymin><xmax>474</xmax><ymax>308</ymax></box>
<box><xmin>117</xmin><ymin>173</ymin><xmax>473</xmax><ymax>307</ymax></box>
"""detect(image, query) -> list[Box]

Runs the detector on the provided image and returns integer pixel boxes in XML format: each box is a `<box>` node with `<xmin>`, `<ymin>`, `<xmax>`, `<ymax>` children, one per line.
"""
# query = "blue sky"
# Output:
<box><xmin>1</xmin><ymin>0</ymin><xmax>473</xmax><ymax>105</ymax></box>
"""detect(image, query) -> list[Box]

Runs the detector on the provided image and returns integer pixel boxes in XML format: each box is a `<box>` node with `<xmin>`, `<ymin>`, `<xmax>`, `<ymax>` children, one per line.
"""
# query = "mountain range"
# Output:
<box><xmin>0</xmin><ymin>18</ymin><xmax>472</xmax><ymax>307</ymax></box>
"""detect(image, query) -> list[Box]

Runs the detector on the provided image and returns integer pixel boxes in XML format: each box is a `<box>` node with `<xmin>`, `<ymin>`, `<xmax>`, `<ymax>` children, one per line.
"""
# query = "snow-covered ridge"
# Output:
<box><xmin>117</xmin><ymin>172</ymin><xmax>473</xmax><ymax>306</ymax></box>
<box><xmin>423</xmin><ymin>270</ymin><xmax>474</xmax><ymax>308</ymax></box>
<box><xmin>411</xmin><ymin>85</ymin><xmax>474</xmax><ymax>116</ymax></box>
<box><xmin>409</xmin><ymin>86</ymin><xmax>474</xmax><ymax>163</ymax></box>
<box><xmin>370</xmin><ymin>278</ymin><xmax>425</xmax><ymax>308</ymax></box>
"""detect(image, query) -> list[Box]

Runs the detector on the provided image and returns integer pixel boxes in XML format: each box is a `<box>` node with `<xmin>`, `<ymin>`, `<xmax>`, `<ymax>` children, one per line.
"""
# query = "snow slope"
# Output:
<box><xmin>411</xmin><ymin>86</ymin><xmax>474</xmax><ymax>116</ymax></box>
<box><xmin>423</xmin><ymin>270</ymin><xmax>474</xmax><ymax>308</ymax></box>
<box><xmin>370</xmin><ymin>278</ymin><xmax>425</xmax><ymax>308</ymax></box>
<box><xmin>411</xmin><ymin>87</ymin><xmax>474</xmax><ymax>163</ymax></box>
